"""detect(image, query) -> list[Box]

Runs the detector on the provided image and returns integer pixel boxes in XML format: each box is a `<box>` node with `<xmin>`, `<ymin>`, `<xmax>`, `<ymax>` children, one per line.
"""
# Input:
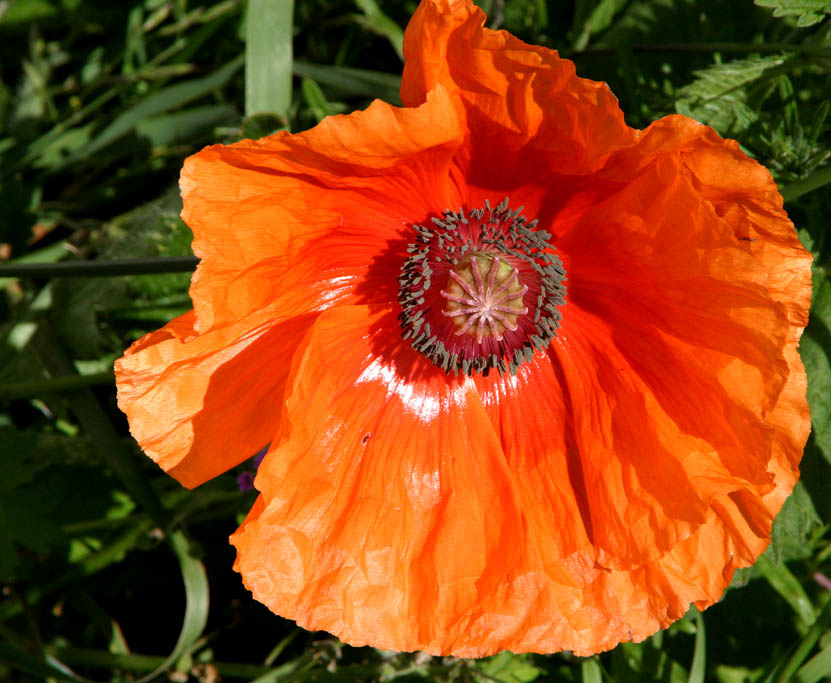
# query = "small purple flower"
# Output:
<box><xmin>236</xmin><ymin>445</ymin><xmax>270</xmax><ymax>491</ymax></box>
<box><xmin>237</xmin><ymin>471</ymin><xmax>255</xmax><ymax>491</ymax></box>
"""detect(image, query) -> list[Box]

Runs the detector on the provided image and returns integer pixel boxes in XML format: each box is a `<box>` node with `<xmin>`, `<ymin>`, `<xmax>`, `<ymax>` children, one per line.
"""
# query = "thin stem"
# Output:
<box><xmin>782</xmin><ymin>165</ymin><xmax>831</xmax><ymax>203</ymax></box>
<box><xmin>565</xmin><ymin>42</ymin><xmax>831</xmax><ymax>59</ymax></box>
<box><xmin>0</xmin><ymin>256</ymin><xmax>198</xmax><ymax>279</ymax></box>
<box><xmin>0</xmin><ymin>372</ymin><xmax>114</xmax><ymax>399</ymax></box>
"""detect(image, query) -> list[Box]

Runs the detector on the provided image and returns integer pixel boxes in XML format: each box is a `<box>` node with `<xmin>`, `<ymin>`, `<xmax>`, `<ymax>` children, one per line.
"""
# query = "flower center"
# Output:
<box><xmin>441</xmin><ymin>254</ymin><xmax>527</xmax><ymax>343</ymax></box>
<box><xmin>398</xmin><ymin>198</ymin><xmax>566</xmax><ymax>376</ymax></box>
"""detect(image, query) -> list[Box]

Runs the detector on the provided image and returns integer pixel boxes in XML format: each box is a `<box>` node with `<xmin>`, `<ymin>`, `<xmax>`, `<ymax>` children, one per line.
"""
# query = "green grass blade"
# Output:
<box><xmin>133</xmin><ymin>530</ymin><xmax>210</xmax><ymax>683</ymax></box>
<box><xmin>0</xmin><ymin>642</ymin><xmax>84</xmax><ymax>682</ymax></box>
<box><xmin>763</xmin><ymin>597</ymin><xmax>831</xmax><ymax>683</ymax></box>
<box><xmin>796</xmin><ymin>641</ymin><xmax>831</xmax><ymax>683</ymax></box>
<box><xmin>301</xmin><ymin>77</ymin><xmax>334</xmax><ymax>122</ymax></box>
<box><xmin>782</xmin><ymin>165</ymin><xmax>831</xmax><ymax>202</ymax></box>
<box><xmin>354</xmin><ymin>0</ymin><xmax>404</xmax><ymax>60</ymax></box>
<box><xmin>688</xmin><ymin>609</ymin><xmax>706</xmax><ymax>683</ymax></box>
<box><xmin>581</xmin><ymin>657</ymin><xmax>603</xmax><ymax>683</ymax></box>
<box><xmin>756</xmin><ymin>554</ymin><xmax>816</xmax><ymax>628</ymax></box>
<box><xmin>246</xmin><ymin>0</ymin><xmax>294</xmax><ymax>117</ymax></box>
<box><xmin>73</xmin><ymin>54</ymin><xmax>244</xmax><ymax>162</ymax></box>
<box><xmin>293</xmin><ymin>60</ymin><xmax>401</xmax><ymax>103</ymax></box>
<box><xmin>0</xmin><ymin>518</ymin><xmax>153</xmax><ymax>622</ymax></box>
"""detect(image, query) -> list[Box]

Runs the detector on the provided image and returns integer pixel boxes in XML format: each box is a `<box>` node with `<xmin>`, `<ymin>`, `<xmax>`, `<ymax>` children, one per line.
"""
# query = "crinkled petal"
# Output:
<box><xmin>181</xmin><ymin>86</ymin><xmax>464</xmax><ymax>331</ymax></box>
<box><xmin>229</xmin><ymin>294</ymin><xmax>809</xmax><ymax>655</ymax></box>
<box><xmin>543</xmin><ymin>115</ymin><xmax>811</xmax><ymax>569</ymax></box>
<box><xmin>401</xmin><ymin>0</ymin><xmax>636</xmax><ymax>175</ymax></box>
<box><xmin>231</xmin><ymin>305</ymin><xmax>533</xmax><ymax>655</ymax></box>
<box><xmin>115</xmin><ymin>306</ymin><xmax>316</xmax><ymax>488</ymax></box>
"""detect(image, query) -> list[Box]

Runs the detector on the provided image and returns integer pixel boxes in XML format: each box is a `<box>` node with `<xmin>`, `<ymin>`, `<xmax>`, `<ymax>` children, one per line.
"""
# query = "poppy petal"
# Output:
<box><xmin>181</xmin><ymin>85</ymin><xmax>464</xmax><ymax>331</ymax></box>
<box><xmin>401</xmin><ymin>0</ymin><xmax>636</xmax><ymax>176</ymax></box>
<box><xmin>543</xmin><ymin>116</ymin><xmax>811</xmax><ymax>569</ymax></box>
<box><xmin>231</xmin><ymin>304</ymin><xmax>544</xmax><ymax>655</ymax></box>
<box><xmin>115</xmin><ymin>306</ymin><xmax>316</xmax><ymax>488</ymax></box>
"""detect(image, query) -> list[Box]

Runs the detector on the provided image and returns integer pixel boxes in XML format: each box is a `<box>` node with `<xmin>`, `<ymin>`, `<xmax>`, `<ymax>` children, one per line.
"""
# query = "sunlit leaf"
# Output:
<box><xmin>245</xmin><ymin>0</ymin><xmax>293</xmax><ymax>117</ymax></box>
<box><xmin>755</xmin><ymin>0</ymin><xmax>831</xmax><ymax>26</ymax></box>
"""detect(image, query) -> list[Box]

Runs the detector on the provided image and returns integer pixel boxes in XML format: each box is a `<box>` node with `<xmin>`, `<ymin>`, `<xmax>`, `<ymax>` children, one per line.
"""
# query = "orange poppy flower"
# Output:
<box><xmin>115</xmin><ymin>0</ymin><xmax>813</xmax><ymax>657</ymax></box>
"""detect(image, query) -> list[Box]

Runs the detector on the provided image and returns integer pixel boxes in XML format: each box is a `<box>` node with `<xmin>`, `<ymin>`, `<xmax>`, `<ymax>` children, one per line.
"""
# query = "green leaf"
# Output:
<box><xmin>756</xmin><ymin>554</ymin><xmax>816</xmax><ymax>629</ymax></box>
<box><xmin>754</xmin><ymin>0</ymin><xmax>831</xmax><ymax>26</ymax></box>
<box><xmin>245</xmin><ymin>0</ymin><xmax>294</xmax><ymax>117</ymax></box>
<box><xmin>688</xmin><ymin>609</ymin><xmax>707</xmax><ymax>683</ymax></box>
<box><xmin>675</xmin><ymin>56</ymin><xmax>788</xmax><ymax>136</ymax></box>
<box><xmin>475</xmin><ymin>651</ymin><xmax>541</xmax><ymax>683</ymax></box>
<box><xmin>0</xmin><ymin>642</ymin><xmax>82</xmax><ymax>682</ymax></box>
<box><xmin>301</xmin><ymin>77</ymin><xmax>335</xmax><ymax>123</ymax></box>
<box><xmin>73</xmin><ymin>54</ymin><xmax>244</xmax><ymax>161</ymax></box>
<box><xmin>353</xmin><ymin>0</ymin><xmax>405</xmax><ymax>60</ymax></box>
<box><xmin>293</xmin><ymin>61</ymin><xmax>401</xmax><ymax>104</ymax></box>
<box><xmin>0</xmin><ymin>430</ymin><xmax>130</xmax><ymax>582</ymax></box>
<box><xmin>135</xmin><ymin>104</ymin><xmax>239</xmax><ymax>147</ymax></box>
<box><xmin>768</xmin><ymin>482</ymin><xmax>822</xmax><ymax>563</ymax></box>
<box><xmin>796</xmin><ymin>641</ymin><xmax>831</xmax><ymax>683</ymax></box>
<box><xmin>581</xmin><ymin>658</ymin><xmax>603</xmax><ymax>683</ymax></box>
<box><xmin>803</xmin><ymin>273</ymin><xmax>831</xmax><ymax>462</ymax></box>
<box><xmin>572</xmin><ymin>0</ymin><xmax>628</xmax><ymax>50</ymax></box>
<box><xmin>131</xmin><ymin>530</ymin><xmax>210</xmax><ymax>683</ymax></box>
<box><xmin>763</xmin><ymin>597</ymin><xmax>831</xmax><ymax>683</ymax></box>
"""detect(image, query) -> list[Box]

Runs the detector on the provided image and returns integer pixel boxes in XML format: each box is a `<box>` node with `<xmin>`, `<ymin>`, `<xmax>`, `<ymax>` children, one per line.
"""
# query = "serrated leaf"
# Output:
<box><xmin>675</xmin><ymin>56</ymin><xmax>787</xmax><ymax>136</ymax></box>
<box><xmin>754</xmin><ymin>0</ymin><xmax>831</xmax><ymax>27</ymax></box>
<box><xmin>768</xmin><ymin>482</ymin><xmax>821</xmax><ymax>563</ymax></box>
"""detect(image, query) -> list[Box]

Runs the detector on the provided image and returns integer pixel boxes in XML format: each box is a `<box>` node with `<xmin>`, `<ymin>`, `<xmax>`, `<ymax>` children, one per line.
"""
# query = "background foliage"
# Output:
<box><xmin>1</xmin><ymin>0</ymin><xmax>830</xmax><ymax>680</ymax></box>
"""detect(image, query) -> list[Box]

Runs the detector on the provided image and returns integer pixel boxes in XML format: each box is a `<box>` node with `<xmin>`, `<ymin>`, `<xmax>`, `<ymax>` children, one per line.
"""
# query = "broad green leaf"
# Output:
<box><xmin>755</xmin><ymin>0</ymin><xmax>831</xmax><ymax>26</ymax></box>
<box><xmin>245</xmin><ymin>0</ymin><xmax>293</xmax><ymax>117</ymax></box>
